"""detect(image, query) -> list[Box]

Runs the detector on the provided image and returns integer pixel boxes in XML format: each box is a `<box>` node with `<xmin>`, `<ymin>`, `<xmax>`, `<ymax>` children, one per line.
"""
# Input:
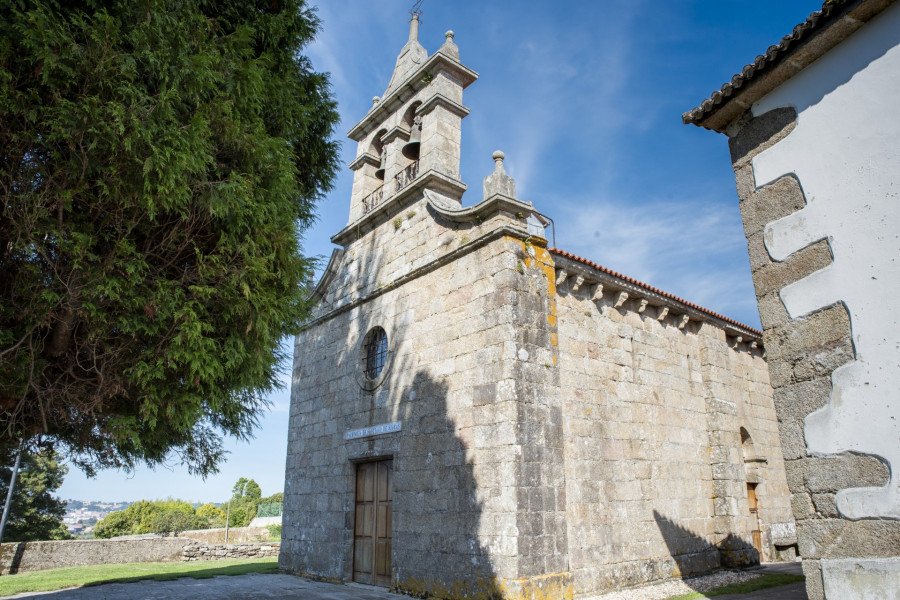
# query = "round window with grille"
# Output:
<box><xmin>362</xmin><ymin>327</ymin><xmax>388</xmax><ymax>381</ymax></box>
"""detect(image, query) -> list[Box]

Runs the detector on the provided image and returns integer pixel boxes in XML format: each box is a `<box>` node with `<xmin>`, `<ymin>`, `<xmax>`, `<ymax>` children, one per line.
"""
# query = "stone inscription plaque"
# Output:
<box><xmin>344</xmin><ymin>421</ymin><xmax>402</xmax><ymax>440</ymax></box>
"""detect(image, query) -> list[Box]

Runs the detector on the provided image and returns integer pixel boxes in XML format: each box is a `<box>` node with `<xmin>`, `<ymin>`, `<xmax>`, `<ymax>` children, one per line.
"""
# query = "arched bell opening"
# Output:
<box><xmin>371</xmin><ymin>128</ymin><xmax>388</xmax><ymax>181</ymax></box>
<box><xmin>401</xmin><ymin>102</ymin><xmax>422</xmax><ymax>160</ymax></box>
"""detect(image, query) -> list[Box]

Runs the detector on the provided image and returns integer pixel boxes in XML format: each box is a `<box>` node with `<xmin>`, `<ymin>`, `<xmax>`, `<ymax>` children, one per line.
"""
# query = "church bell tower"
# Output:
<box><xmin>343</xmin><ymin>13</ymin><xmax>478</xmax><ymax>226</ymax></box>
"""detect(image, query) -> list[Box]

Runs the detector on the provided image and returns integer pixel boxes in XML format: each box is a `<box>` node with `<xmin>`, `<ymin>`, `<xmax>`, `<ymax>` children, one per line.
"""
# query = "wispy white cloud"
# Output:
<box><xmin>552</xmin><ymin>192</ymin><xmax>760</xmax><ymax>327</ymax></box>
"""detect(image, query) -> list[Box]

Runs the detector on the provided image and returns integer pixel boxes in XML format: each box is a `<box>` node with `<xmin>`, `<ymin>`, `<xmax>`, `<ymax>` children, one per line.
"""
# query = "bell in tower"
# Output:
<box><xmin>374</xmin><ymin>148</ymin><xmax>386</xmax><ymax>181</ymax></box>
<box><xmin>402</xmin><ymin>115</ymin><xmax>422</xmax><ymax>160</ymax></box>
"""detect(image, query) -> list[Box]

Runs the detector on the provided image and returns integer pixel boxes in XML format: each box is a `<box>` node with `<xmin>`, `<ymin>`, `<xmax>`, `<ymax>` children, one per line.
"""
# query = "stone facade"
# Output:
<box><xmin>684</xmin><ymin>1</ymin><xmax>900</xmax><ymax>598</ymax></box>
<box><xmin>282</xmin><ymin>16</ymin><xmax>795</xmax><ymax>599</ymax></box>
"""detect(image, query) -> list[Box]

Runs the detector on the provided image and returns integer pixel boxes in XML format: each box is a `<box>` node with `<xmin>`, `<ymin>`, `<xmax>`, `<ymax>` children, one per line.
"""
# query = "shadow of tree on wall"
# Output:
<box><xmin>389</xmin><ymin>366</ymin><xmax>504</xmax><ymax>599</ymax></box>
<box><xmin>653</xmin><ymin>510</ymin><xmax>759</xmax><ymax>594</ymax></box>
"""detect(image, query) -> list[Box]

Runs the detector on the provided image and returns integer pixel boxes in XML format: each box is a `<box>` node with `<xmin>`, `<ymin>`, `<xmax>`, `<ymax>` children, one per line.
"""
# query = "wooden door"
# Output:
<box><xmin>354</xmin><ymin>460</ymin><xmax>392</xmax><ymax>586</ymax></box>
<box><xmin>747</xmin><ymin>483</ymin><xmax>762</xmax><ymax>556</ymax></box>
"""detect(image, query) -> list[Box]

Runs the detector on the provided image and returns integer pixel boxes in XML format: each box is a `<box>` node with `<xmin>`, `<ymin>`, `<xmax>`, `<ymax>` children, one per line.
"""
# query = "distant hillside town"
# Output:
<box><xmin>62</xmin><ymin>500</ymin><xmax>131</xmax><ymax>536</ymax></box>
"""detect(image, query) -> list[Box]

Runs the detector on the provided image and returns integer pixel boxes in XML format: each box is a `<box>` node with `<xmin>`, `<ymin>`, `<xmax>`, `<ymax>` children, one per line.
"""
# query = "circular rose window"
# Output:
<box><xmin>361</xmin><ymin>327</ymin><xmax>389</xmax><ymax>386</ymax></box>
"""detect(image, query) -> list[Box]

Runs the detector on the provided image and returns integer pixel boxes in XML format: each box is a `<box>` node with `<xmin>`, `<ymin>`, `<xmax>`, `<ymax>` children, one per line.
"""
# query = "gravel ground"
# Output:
<box><xmin>583</xmin><ymin>569</ymin><xmax>766</xmax><ymax>600</ymax></box>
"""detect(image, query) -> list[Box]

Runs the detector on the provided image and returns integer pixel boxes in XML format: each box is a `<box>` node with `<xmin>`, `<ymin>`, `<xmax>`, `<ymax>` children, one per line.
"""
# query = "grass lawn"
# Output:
<box><xmin>0</xmin><ymin>557</ymin><xmax>278</xmax><ymax>597</ymax></box>
<box><xmin>665</xmin><ymin>573</ymin><xmax>805</xmax><ymax>599</ymax></box>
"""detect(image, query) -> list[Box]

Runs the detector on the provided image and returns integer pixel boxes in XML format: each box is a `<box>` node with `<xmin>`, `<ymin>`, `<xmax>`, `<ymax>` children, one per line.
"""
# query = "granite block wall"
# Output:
<box><xmin>555</xmin><ymin>278</ymin><xmax>793</xmax><ymax>593</ymax></box>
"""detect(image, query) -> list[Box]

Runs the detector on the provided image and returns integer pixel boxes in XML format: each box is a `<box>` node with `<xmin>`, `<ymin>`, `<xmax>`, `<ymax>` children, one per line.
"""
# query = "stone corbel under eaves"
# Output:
<box><xmin>552</xmin><ymin>255</ymin><xmax>764</xmax><ymax>346</ymax></box>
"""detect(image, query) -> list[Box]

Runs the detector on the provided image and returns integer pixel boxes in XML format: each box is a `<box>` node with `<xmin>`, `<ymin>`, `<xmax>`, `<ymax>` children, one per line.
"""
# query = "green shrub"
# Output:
<box><xmin>196</xmin><ymin>503</ymin><xmax>226</xmax><ymax>528</ymax></box>
<box><xmin>150</xmin><ymin>512</ymin><xmax>206</xmax><ymax>536</ymax></box>
<box><xmin>93</xmin><ymin>511</ymin><xmax>132</xmax><ymax>539</ymax></box>
<box><xmin>266</xmin><ymin>524</ymin><xmax>281</xmax><ymax>541</ymax></box>
<box><xmin>94</xmin><ymin>499</ymin><xmax>199</xmax><ymax>538</ymax></box>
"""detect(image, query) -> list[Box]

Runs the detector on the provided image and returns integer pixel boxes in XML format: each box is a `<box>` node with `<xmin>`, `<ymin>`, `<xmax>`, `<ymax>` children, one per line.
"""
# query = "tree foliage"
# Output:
<box><xmin>226</xmin><ymin>477</ymin><xmax>264</xmax><ymax>526</ymax></box>
<box><xmin>232</xmin><ymin>477</ymin><xmax>261</xmax><ymax>500</ymax></box>
<box><xmin>195</xmin><ymin>502</ymin><xmax>226</xmax><ymax>527</ymax></box>
<box><xmin>243</xmin><ymin>479</ymin><xmax>262</xmax><ymax>500</ymax></box>
<box><xmin>94</xmin><ymin>498</ymin><xmax>200</xmax><ymax>538</ymax></box>
<box><xmin>0</xmin><ymin>0</ymin><xmax>339</xmax><ymax>474</ymax></box>
<box><xmin>0</xmin><ymin>448</ymin><xmax>70</xmax><ymax>542</ymax></box>
<box><xmin>92</xmin><ymin>509</ymin><xmax>132</xmax><ymax>539</ymax></box>
<box><xmin>226</xmin><ymin>497</ymin><xmax>257</xmax><ymax>528</ymax></box>
<box><xmin>232</xmin><ymin>477</ymin><xmax>250</xmax><ymax>498</ymax></box>
<box><xmin>150</xmin><ymin>510</ymin><xmax>205</xmax><ymax>536</ymax></box>
<box><xmin>261</xmin><ymin>491</ymin><xmax>283</xmax><ymax>504</ymax></box>
<box><xmin>92</xmin><ymin>479</ymin><xmax>280</xmax><ymax>537</ymax></box>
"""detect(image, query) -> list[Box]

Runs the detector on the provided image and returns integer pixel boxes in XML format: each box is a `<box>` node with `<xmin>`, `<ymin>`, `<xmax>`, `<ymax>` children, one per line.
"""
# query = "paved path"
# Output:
<box><xmin>8</xmin><ymin>574</ymin><xmax>407</xmax><ymax>600</ymax></box>
<box><xmin>713</xmin><ymin>581</ymin><xmax>807</xmax><ymax>600</ymax></box>
<box><xmin>9</xmin><ymin>563</ymin><xmax>807</xmax><ymax>600</ymax></box>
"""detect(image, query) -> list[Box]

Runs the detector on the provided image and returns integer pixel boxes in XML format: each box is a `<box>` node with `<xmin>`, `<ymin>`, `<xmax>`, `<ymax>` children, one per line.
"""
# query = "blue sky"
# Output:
<box><xmin>58</xmin><ymin>1</ymin><xmax>822</xmax><ymax>503</ymax></box>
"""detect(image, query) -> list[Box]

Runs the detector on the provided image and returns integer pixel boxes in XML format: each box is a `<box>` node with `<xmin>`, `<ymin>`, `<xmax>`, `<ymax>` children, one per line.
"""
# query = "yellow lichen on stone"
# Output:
<box><xmin>509</xmin><ymin>237</ymin><xmax>559</xmax><ymax>340</ymax></box>
<box><xmin>396</xmin><ymin>572</ymin><xmax>573</xmax><ymax>600</ymax></box>
<box><xmin>396</xmin><ymin>576</ymin><xmax>506</xmax><ymax>600</ymax></box>
<box><xmin>496</xmin><ymin>572</ymin><xmax>574</xmax><ymax>600</ymax></box>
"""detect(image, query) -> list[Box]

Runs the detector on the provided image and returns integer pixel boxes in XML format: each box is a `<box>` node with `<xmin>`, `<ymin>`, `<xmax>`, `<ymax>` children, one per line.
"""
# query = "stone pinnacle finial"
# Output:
<box><xmin>409</xmin><ymin>12</ymin><xmax>420</xmax><ymax>42</ymax></box>
<box><xmin>372</xmin><ymin>96</ymin><xmax>381</xmax><ymax>106</ymax></box>
<box><xmin>483</xmin><ymin>150</ymin><xmax>516</xmax><ymax>200</ymax></box>
<box><xmin>441</xmin><ymin>29</ymin><xmax>460</xmax><ymax>60</ymax></box>
<box><xmin>383</xmin><ymin>9</ymin><xmax>427</xmax><ymax>96</ymax></box>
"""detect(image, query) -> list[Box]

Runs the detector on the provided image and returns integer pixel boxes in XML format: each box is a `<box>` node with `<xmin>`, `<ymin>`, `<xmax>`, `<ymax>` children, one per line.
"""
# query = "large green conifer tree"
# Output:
<box><xmin>0</xmin><ymin>0</ymin><xmax>339</xmax><ymax>475</ymax></box>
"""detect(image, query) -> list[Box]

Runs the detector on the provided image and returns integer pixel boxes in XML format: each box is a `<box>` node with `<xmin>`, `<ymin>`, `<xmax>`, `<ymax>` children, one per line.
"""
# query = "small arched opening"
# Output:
<box><xmin>370</xmin><ymin>128</ymin><xmax>388</xmax><ymax>181</ymax></box>
<box><xmin>401</xmin><ymin>101</ymin><xmax>422</xmax><ymax>161</ymax></box>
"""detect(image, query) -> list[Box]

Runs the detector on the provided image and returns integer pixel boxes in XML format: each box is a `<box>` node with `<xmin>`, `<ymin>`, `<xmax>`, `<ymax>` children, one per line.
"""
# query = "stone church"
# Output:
<box><xmin>282</xmin><ymin>14</ymin><xmax>796</xmax><ymax>599</ymax></box>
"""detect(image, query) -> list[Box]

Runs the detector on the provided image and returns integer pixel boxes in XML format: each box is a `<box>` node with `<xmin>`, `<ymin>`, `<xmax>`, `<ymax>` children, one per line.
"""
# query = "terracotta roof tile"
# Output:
<box><xmin>548</xmin><ymin>248</ymin><xmax>763</xmax><ymax>338</ymax></box>
<box><xmin>682</xmin><ymin>0</ymin><xmax>851</xmax><ymax>127</ymax></box>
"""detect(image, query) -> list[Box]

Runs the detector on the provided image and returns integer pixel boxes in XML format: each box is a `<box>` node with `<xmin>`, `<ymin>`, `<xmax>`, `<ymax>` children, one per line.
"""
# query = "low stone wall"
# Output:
<box><xmin>0</xmin><ymin>537</ymin><xmax>279</xmax><ymax>575</ymax></box>
<box><xmin>0</xmin><ymin>538</ymin><xmax>188</xmax><ymax>575</ymax></box>
<box><xmin>182</xmin><ymin>542</ymin><xmax>279</xmax><ymax>561</ymax></box>
<box><xmin>178</xmin><ymin>526</ymin><xmax>269</xmax><ymax>544</ymax></box>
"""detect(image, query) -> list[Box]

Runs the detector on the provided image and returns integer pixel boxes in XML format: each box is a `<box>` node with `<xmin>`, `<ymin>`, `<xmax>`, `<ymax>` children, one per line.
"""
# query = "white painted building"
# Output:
<box><xmin>685</xmin><ymin>0</ymin><xmax>900</xmax><ymax>597</ymax></box>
